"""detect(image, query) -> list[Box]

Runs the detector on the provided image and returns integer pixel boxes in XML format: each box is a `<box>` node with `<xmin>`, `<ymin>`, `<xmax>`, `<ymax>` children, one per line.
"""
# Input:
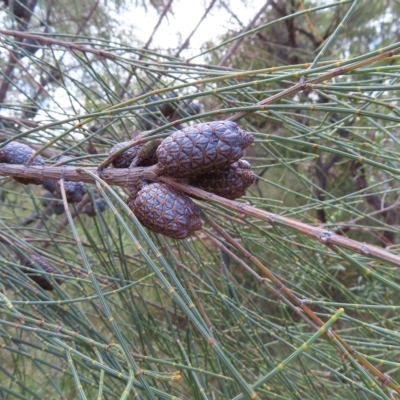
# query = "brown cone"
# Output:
<box><xmin>128</xmin><ymin>182</ymin><xmax>202</xmax><ymax>239</ymax></box>
<box><xmin>0</xmin><ymin>141</ymin><xmax>45</xmax><ymax>185</ymax></box>
<box><xmin>54</xmin><ymin>156</ymin><xmax>86</xmax><ymax>203</ymax></box>
<box><xmin>17</xmin><ymin>254</ymin><xmax>62</xmax><ymax>291</ymax></box>
<box><xmin>190</xmin><ymin>159</ymin><xmax>255</xmax><ymax>200</ymax></box>
<box><xmin>109</xmin><ymin>139</ymin><xmax>159</xmax><ymax>168</ymax></box>
<box><xmin>155</xmin><ymin>121</ymin><xmax>254</xmax><ymax>178</ymax></box>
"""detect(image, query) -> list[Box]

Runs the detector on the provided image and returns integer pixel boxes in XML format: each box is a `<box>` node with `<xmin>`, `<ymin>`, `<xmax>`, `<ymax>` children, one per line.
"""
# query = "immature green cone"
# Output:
<box><xmin>127</xmin><ymin>182</ymin><xmax>202</xmax><ymax>239</ymax></box>
<box><xmin>190</xmin><ymin>159</ymin><xmax>255</xmax><ymax>200</ymax></box>
<box><xmin>155</xmin><ymin>121</ymin><xmax>254</xmax><ymax>177</ymax></box>
<box><xmin>17</xmin><ymin>254</ymin><xmax>63</xmax><ymax>291</ymax></box>
<box><xmin>0</xmin><ymin>141</ymin><xmax>45</xmax><ymax>185</ymax></box>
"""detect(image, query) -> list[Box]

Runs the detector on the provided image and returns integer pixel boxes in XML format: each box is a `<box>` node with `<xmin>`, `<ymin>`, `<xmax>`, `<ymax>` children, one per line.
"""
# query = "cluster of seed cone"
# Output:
<box><xmin>111</xmin><ymin>121</ymin><xmax>255</xmax><ymax>239</ymax></box>
<box><xmin>0</xmin><ymin>121</ymin><xmax>255</xmax><ymax>240</ymax></box>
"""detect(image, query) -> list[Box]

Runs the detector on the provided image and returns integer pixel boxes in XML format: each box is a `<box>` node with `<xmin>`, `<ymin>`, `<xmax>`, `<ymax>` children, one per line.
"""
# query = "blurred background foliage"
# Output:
<box><xmin>1</xmin><ymin>0</ymin><xmax>400</xmax><ymax>399</ymax></box>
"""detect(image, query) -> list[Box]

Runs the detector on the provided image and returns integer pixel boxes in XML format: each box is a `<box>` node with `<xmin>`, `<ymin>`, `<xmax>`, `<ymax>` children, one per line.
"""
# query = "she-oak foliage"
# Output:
<box><xmin>0</xmin><ymin>0</ymin><xmax>400</xmax><ymax>399</ymax></box>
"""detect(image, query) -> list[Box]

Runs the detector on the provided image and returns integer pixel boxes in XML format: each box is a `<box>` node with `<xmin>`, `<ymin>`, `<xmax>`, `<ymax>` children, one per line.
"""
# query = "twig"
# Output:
<box><xmin>93</xmin><ymin>49</ymin><xmax>398</xmax><ymax>171</ymax></box>
<box><xmin>0</xmin><ymin>163</ymin><xmax>152</xmax><ymax>186</ymax></box>
<box><xmin>219</xmin><ymin>1</ymin><xmax>271</xmax><ymax>67</ymax></box>
<box><xmin>204</xmin><ymin>217</ymin><xmax>398</xmax><ymax>395</ymax></box>
<box><xmin>160</xmin><ymin>176</ymin><xmax>400</xmax><ymax>268</ymax></box>
<box><xmin>226</xmin><ymin>49</ymin><xmax>396</xmax><ymax>122</ymax></box>
<box><xmin>175</xmin><ymin>0</ymin><xmax>217</xmax><ymax>57</ymax></box>
<box><xmin>0</xmin><ymin>29</ymin><xmax>119</xmax><ymax>61</ymax></box>
<box><xmin>350</xmin><ymin>161</ymin><xmax>397</xmax><ymax>247</ymax></box>
<box><xmin>0</xmin><ymin>0</ymin><xmax>38</xmax><ymax>103</ymax></box>
<box><xmin>118</xmin><ymin>0</ymin><xmax>173</xmax><ymax>100</ymax></box>
<box><xmin>0</xmin><ymin>114</ymin><xmax>42</xmax><ymax>128</ymax></box>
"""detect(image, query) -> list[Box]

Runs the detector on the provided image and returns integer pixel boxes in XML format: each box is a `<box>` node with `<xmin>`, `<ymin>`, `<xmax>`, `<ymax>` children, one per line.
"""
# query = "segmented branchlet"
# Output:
<box><xmin>155</xmin><ymin>121</ymin><xmax>254</xmax><ymax>178</ymax></box>
<box><xmin>54</xmin><ymin>156</ymin><xmax>87</xmax><ymax>203</ymax></box>
<box><xmin>17</xmin><ymin>254</ymin><xmax>62</xmax><ymax>291</ymax></box>
<box><xmin>127</xmin><ymin>182</ymin><xmax>202</xmax><ymax>239</ymax></box>
<box><xmin>189</xmin><ymin>159</ymin><xmax>255</xmax><ymax>200</ymax></box>
<box><xmin>0</xmin><ymin>141</ymin><xmax>45</xmax><ymax>185</ymax></box>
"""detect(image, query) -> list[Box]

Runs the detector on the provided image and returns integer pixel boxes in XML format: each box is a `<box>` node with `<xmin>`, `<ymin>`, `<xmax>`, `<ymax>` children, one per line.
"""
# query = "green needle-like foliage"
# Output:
<box><xmin>1</xmin><ymin>1</ymin><xmax>400</xmax><ymax>399</ymax></box>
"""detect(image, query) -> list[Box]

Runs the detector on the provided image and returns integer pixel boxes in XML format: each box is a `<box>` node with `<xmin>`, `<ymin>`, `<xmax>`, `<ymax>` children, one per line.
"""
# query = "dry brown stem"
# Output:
<box><xmin>0</xmin><ymin>163</ymin><xmax>157</xmax><ymax>186</ymax></box>
<box><xmin>1</xmin><ymin>162</ymin><xmax>400</xmax><ymax>269</ymax></box>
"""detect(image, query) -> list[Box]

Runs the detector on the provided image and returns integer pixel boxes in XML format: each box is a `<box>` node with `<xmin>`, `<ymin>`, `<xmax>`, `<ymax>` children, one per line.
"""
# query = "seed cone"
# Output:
<box><xmin>155</xmin><ymin>121</ymin><xmax>254</xmax><ymax>177</ymax></box>
<box><xmin>172</xmin><ymin>101</ymin><xmax>201</xmax><ymax>120</ymax></box>
<box><xmin>190</xmin><ymin>159</ymin><xmax>255</xmax><ymax>200</ymax></box>
<box><xmin>54</xmin><ymin>202</ymin><xmax>65</xmax><ymax>215</ymax></box>
<box><xmin>0</xmin><ymin>141</ymin><xmax>45</xmax><ymax>184</ymax></box>
<box><xmin>109</xmin><ymin>142</ymin><xmax>143</xmax><ymax>168</ymax></box>
<box><xmin>56</xmin><ymin>180</ymin><xmax>86</xmax><ymax>203</ymax></box>
<box><xmin>40</xmin><ymin>191</ymin><xmax>65</xmax><ymax>214</ymax></box>
<box><xmin>41</xmin><ymin>191</ymin><xmax>58</xmax><ymax>208</ymax></box>
<box><xmin>109</xmin><ymin>139</ymin><xmax>159</xmax><ymax>168</ymax></box>
<box><xmin>128</xmin><ymin>182</ymin><xmax>202</xmax><ymax>239</ymax></box>
<box><xmin>83</xmin><ymin>199</ymin><xmax>107</xmax><ymax>217</ymax></box>
<box><xmin>54</xmin><ymin>156</ymin><xmax>86</xmax><ymax>203</ymax></box>
<box><xmin>43</xmin><ymin>179</ymin><xmax>56</xmax><ymax>194</ymax></box>
<box><xmin>17</xmin><ymin>254</ymin><xmax>62</xmax><ymax>291</ymax></box>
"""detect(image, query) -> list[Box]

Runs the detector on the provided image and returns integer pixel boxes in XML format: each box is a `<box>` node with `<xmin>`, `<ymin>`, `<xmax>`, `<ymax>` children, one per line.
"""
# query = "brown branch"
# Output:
<box><xmin>315</xmin><ymin>157</ymin><xmax>327</xmax><ymax>223</ymax></box>
<box><xmin>0</xmin><ymin>62</ymin><xmax>16</xmax><ymax>104</ymax></box>
<box><xmin>20</xmin><ymin>3</ymin><xmax>97</xmax><ymax>121</ymax></box>
<box><xmin>0</xmin><ymin>163</ymin><xmax>154</xmax><ymax>186</ymax></box>
<box><xmin>1</xmin><ymin>162</ymin><xmax>400</xmax><ymax>268</ymax></box>
<box><xmin>255</xmin><ymin>33</ymin><xmax>314</xmax><ymax>56</ymax></box>
<box><xmin>0</xmin><ymin>29</ymin><xmax>119</xmax><ymax>61</ymax></box>
<box><xmin>18</xmin><ymin>1</ymin><xmax>99</xmax><ymax>121</ymax></box>
<box><xmin>38</xmin><ymin>196</ymin><xmax>92</xmax><ymax>249</ymax></box>
<box><xmin>350</xmin><ymin>161</ymin><xmax>397</xmax><ymax>247</ymax></box>
<box><xmin>219</xmin><ymin>0</ymin><xmax>271</xmax><ymax>67</ymax></box>
<box><xmin>204</xmin><ymin>218</ymin><xmax>395</xmax><ymax>392</ymax></box>
<box><xmin>335</xmin><ymin>201</ymin><xmax>400</xmax><ymax>235</ymax></box>
<box><xmin>284</xmin><ymin>0</ymin><xmax>298</xmax><ymax>63</ymax></box>
<box><xmin>175</xmin><ymin>0</ymin><xmax>217</xmax><ymax>57</ymax></box>
<box><xmin>314</xmin><ymin>110</ymin><xmax>353</xmax><ymax>223</ymax></box>
<box><xmin>160</xmin><ymin>176</ymin><xmax>400</xmax><ymax>268</ymax></box>
<box><xmin>76</xmin><ymin>1</ymin><xmax>99</xmax><ymax>35</ymax></box>
<box><xmin>0</xmin><ymin>0</ymin><xmax>38</xmax><ymax>103</ymax></box>
<box><xmin>118</xmin><ymin>0</ymin><xmax>173</xmax><ymax>100</ymax></box>
<box><xmin>0</xmin><ymin>114</ymin><xmax>41</xmax><ymax>128</ymax></box>
<box><xmin>225</xmin><ymin>48</ymin><xmax>396</xmax><ymax>122</ymax></box>
<box><xmin>52</xmin><ymin>195</ymin><xmax>91</xmax><ymax>234</ymax></box>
